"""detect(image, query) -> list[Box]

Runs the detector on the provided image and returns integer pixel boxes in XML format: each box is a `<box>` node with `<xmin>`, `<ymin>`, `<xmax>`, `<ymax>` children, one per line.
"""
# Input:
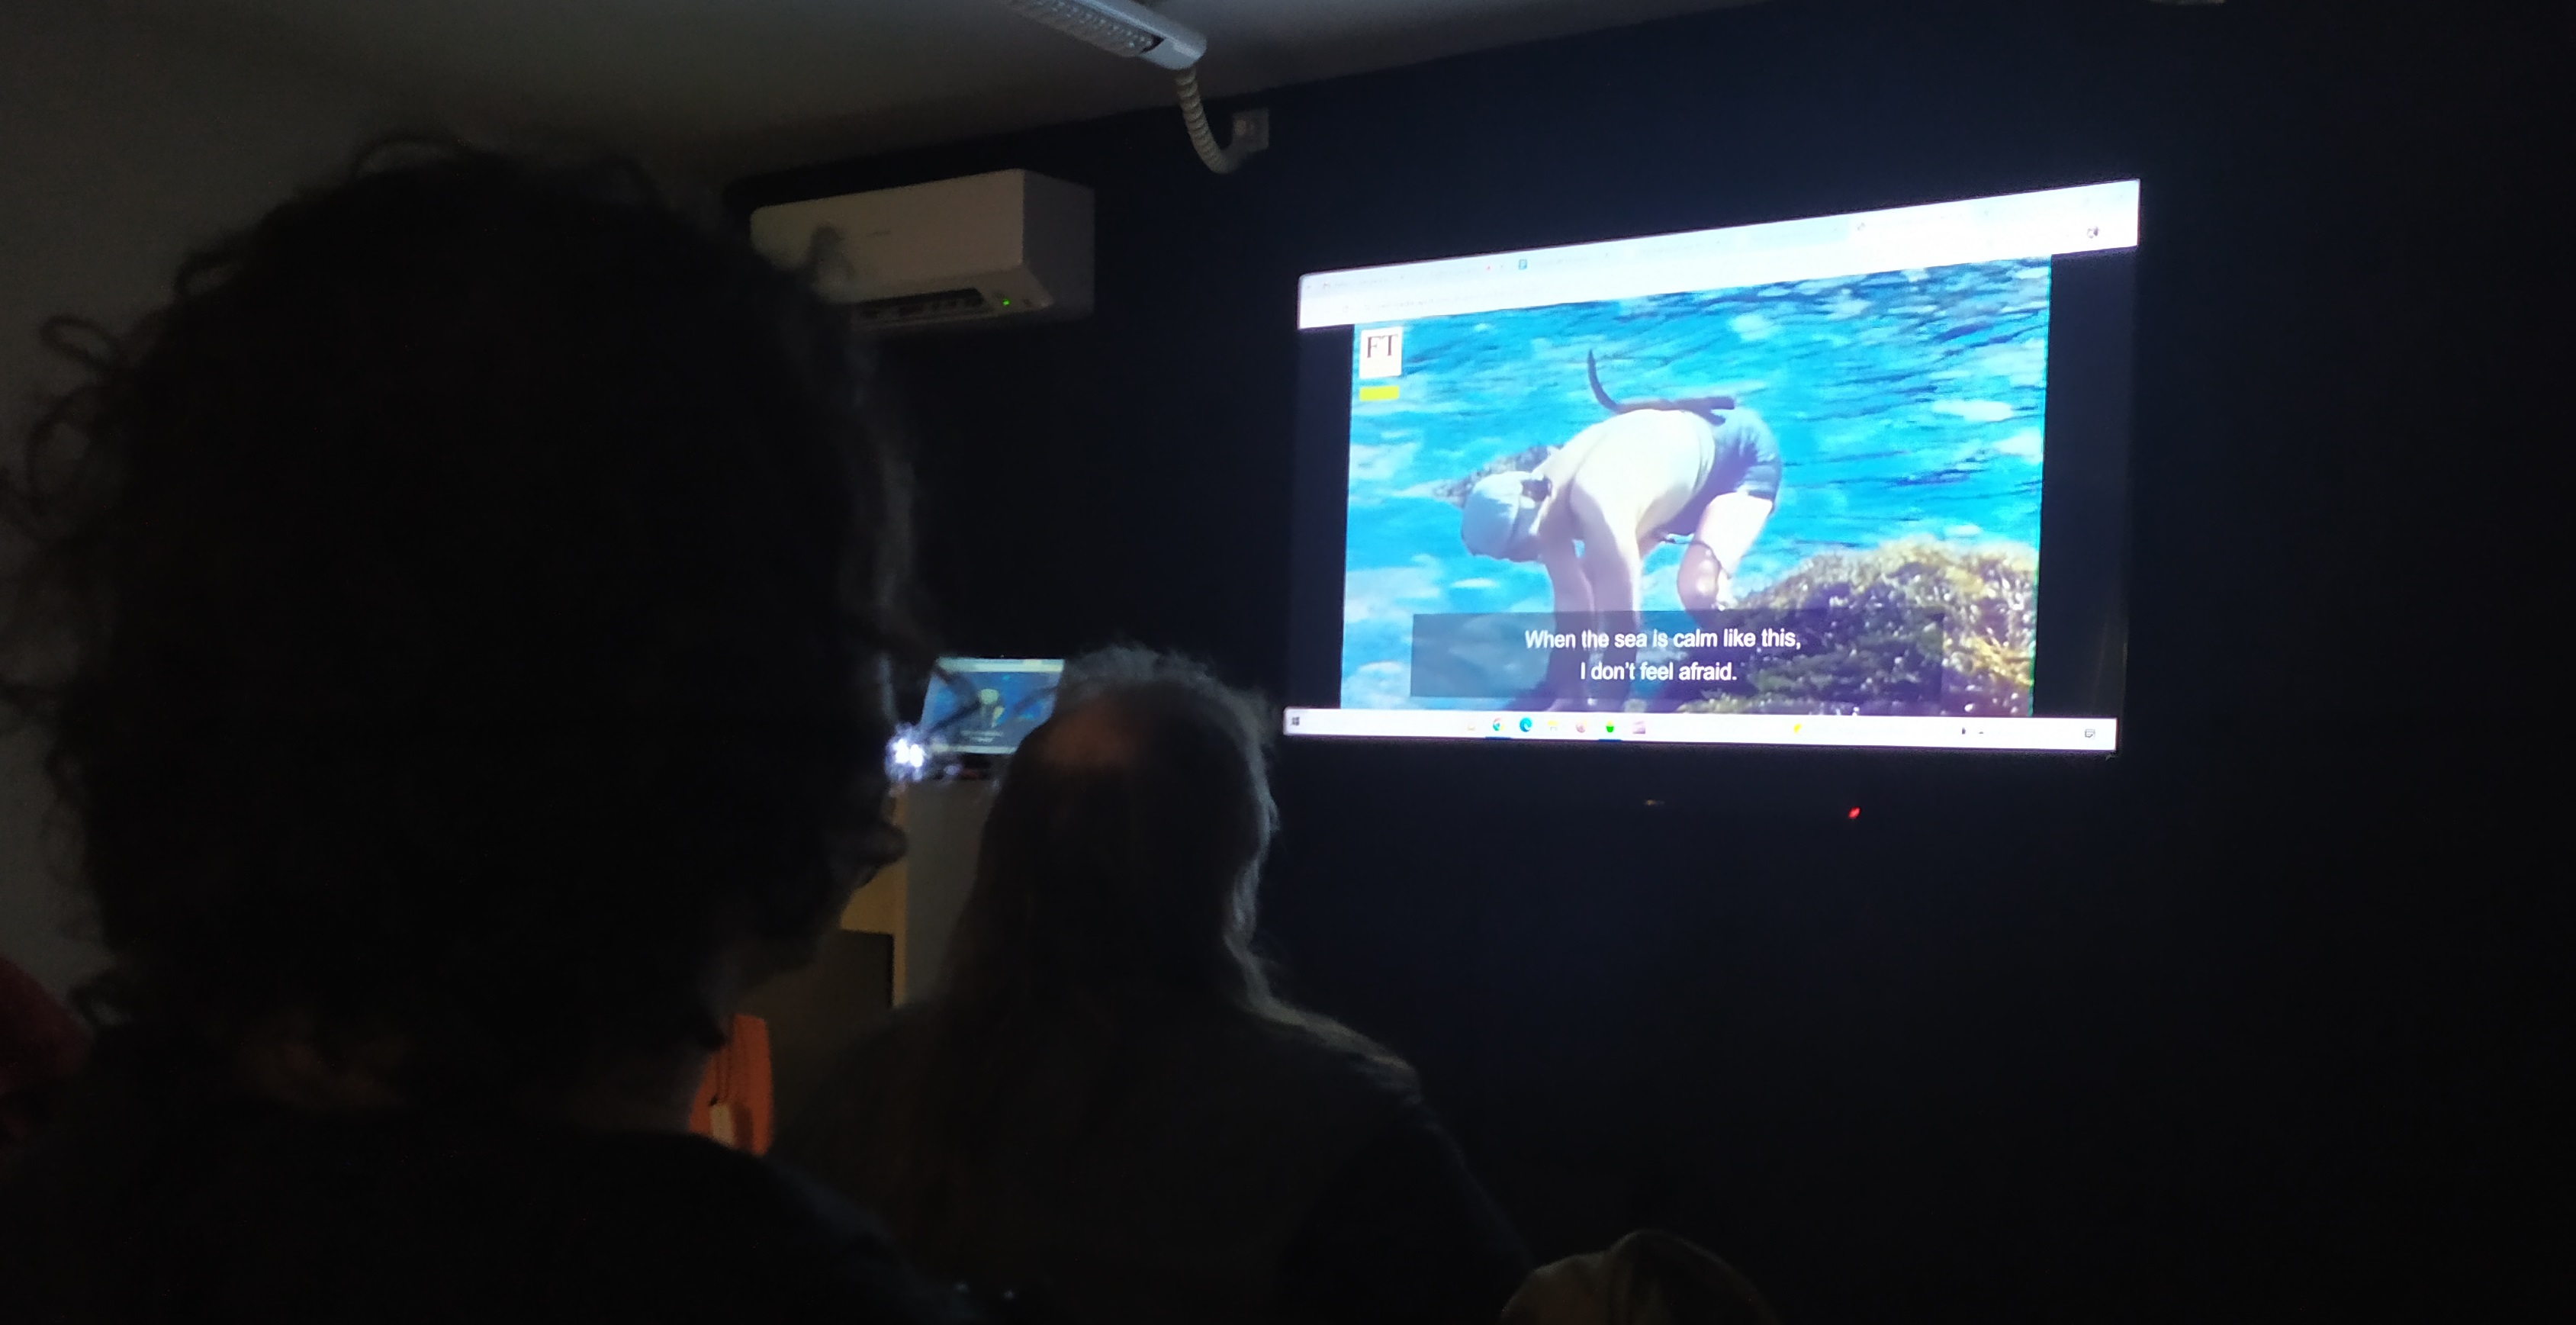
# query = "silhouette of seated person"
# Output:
<box><xmin>779</xmin><ymin>648</ymin><xmax>1531</xmax><ymax>1325</ymax></box>
<box><xmin>0</xmin><ymin>145</ymin><xmax>967</xmax><ymax>1322</ymax></box>
<box><xmin>0</xmin><ymin>954</ymin><xmax>88</xmax><ymax>1165</ymax></box>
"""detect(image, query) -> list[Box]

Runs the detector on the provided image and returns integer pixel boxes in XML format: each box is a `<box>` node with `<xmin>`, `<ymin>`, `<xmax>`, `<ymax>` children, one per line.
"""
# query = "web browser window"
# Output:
<box><xmin>1285</xmin><ymin>182</ymin><xmax>2137</xmax><ymax>753</ymax></box>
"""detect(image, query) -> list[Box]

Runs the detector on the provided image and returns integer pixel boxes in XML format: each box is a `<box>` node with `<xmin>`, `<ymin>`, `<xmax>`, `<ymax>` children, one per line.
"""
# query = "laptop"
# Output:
<box><xmin>916</xmin><ymin>657</ymin><xmax>1063</xmax><ymax>757</ymax></box>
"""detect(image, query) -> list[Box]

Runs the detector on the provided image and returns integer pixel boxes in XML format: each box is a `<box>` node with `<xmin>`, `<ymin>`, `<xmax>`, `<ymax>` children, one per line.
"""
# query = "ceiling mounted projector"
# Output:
<box><xmin>1001</xmin><ymin>0</ymin><xmax>1266</xmax><ymax>175</ymax></box>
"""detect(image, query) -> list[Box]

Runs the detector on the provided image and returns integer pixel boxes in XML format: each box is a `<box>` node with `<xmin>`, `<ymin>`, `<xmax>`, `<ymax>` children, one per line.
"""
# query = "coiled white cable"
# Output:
<box><xmin>1175</xmin><ymin>68</ymin><xmax>1252</xmax><ymax>175</ymax></box>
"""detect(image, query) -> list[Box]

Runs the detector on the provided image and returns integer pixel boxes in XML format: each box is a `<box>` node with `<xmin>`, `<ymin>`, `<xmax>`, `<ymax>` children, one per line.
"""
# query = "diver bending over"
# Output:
<box><xmin>1462</xmin><ymin>352</ymin><xmax>1782</xmax><ymax>709</ymax></box>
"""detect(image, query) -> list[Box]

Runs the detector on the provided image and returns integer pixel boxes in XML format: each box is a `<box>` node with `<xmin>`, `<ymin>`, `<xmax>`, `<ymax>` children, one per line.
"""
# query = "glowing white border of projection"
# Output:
<box><xmin>1297</xmin><ymin>181</ymin><xmax>2138</xmax><ymax>330</ymax></box>
<box><xmin>1281</xmin><ymin>708</ymin><xmax>2118</xmax><ymax>753</ymax></box>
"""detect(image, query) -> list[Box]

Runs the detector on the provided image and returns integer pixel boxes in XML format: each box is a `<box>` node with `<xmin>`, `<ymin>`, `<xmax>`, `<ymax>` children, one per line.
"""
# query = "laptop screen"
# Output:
<box><xmin>917</xmin><ymin>658</ymin><xmax>1063</xmax><ymax>756</ymax></box>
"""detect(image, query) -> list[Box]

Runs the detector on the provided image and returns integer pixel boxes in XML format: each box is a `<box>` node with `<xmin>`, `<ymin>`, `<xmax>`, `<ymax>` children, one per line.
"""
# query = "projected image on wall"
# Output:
<box><xmin>1286</xmin><ymin>181</ymin><xmax>2134</xmax><ymax>751</ymax></box>
<box><xmin>1341</xmin><ymin>259</ymin><xmax>2049</xmax><ymax>718</ymax></box>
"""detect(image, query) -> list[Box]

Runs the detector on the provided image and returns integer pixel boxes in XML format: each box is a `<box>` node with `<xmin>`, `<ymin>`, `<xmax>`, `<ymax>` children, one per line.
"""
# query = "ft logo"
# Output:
<box><xmin>1358</xmin><ymin>326</ymin><xmax>1404</xmax><ymax>379</ymax></box>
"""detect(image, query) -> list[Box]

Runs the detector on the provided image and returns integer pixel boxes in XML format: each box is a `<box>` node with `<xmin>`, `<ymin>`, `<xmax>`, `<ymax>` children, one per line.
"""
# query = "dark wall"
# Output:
<box><xmin>734</xmin><ymin>2</ymin><xmax>2554</xmax><ymax>1320</ymax></box>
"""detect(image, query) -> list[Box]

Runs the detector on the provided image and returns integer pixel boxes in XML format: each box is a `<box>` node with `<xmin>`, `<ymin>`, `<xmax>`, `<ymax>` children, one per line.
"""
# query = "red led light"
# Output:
<box><xmin>1847</xmin><ymin>806</ymin><xmax>1860</xmax><ymax>819</ymax></box>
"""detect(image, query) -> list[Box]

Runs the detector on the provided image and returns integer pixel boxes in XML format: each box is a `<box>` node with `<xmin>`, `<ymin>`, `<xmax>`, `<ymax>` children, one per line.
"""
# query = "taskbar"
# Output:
<box><xmin>1282</xmin><ymin>707</ymin><xmax>2118</xmax><ymax>753</ymax></box>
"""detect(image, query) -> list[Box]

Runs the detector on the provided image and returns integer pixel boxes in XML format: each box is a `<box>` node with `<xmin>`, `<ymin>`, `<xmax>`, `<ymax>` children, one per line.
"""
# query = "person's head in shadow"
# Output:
<box><xmin>0</xmin><ymin>142</ymin><xmax>921</xmax><ymax>1127</ymax></box>
<box><xmin>786</xmin><ymin>649</ymin><xmax>1529</xmax><ymax>1325</ymax></box>
<box><xmin>941</xmin><ymin>646</ymin><xmax>1309</xmax><ymax>1028</ymax></box>
<box><xmin>854</xmin><ymin>648</ymin><xmax>1400</xmax><ymax>1253</ymax></box>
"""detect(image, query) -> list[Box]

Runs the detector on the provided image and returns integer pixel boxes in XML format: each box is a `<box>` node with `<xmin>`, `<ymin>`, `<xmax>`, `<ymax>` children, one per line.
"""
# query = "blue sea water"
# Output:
<box><xmin>1340</xmin><ymin>257</ymin><xmax>2053</xmax><ymax>709</ymax></box>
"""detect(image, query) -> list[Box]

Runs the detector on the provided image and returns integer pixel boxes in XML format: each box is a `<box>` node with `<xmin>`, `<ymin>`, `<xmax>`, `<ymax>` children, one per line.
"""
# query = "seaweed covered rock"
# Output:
<box><xmin>1676</xmin><ymin>539</ymin><xmax>2034</xmax><ymax>718</ymax></box>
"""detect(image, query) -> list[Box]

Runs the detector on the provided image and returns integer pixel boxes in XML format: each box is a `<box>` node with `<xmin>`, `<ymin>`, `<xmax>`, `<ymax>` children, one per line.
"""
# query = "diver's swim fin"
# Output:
<box><xmin>1587</xmin><ymin>349</ymin><xmax>1622</xmax><ymax>413</ymax></box>
<box><xmin>1587</xmin><ymin>349</ymin><xmax>1736</xmax><ymax>418</ymax></box>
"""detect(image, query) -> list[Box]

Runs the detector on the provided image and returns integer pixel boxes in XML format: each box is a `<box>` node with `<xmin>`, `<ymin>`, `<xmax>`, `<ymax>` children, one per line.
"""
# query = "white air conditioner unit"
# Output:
<box><xmin>747</xmin><ymin>170</ymin><xmax>1093</xmax><ymax>330</ymax></box>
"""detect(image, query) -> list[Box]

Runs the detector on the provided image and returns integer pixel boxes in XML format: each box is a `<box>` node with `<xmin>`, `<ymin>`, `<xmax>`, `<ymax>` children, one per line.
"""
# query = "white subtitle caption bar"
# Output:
<box><xmin>1297</xmin><ymin>182</ymin><xmax>2138</xmax><ymax>330</ymax></box>
<box><xmin>1280</xmin><ymin>707</ymin><xmax>2118</xmax><ymax>754</ymax></box>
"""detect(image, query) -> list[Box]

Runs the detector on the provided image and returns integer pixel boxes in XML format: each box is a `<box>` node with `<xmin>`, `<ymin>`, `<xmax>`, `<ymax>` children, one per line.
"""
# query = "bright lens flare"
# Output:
<box><xmin>886</xmin><ymin>726</ymin><xmax>931</xmax><ymax>783</ymax></box>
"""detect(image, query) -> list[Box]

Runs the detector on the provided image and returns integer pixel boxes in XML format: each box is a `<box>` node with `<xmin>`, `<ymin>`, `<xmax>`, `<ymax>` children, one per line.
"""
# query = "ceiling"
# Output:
<box><xmin>124</xmin><ymin>0</ymin><xmax>1768</xmax><ymax>178</ymax></box>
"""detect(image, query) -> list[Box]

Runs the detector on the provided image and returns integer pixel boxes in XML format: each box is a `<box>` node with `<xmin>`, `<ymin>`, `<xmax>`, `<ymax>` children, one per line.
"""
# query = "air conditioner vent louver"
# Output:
<box><xmin>853</xmin><ymin>287</ymin><xmax>989</xmax><ymax>325</ymax></box>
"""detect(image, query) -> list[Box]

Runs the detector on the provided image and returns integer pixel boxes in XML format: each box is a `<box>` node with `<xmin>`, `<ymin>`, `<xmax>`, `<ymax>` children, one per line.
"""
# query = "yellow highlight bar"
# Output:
<box><xmin>1357</xmin><ymin>384</ymin><xmax>1400</xmax><ymax>402</ymax></box>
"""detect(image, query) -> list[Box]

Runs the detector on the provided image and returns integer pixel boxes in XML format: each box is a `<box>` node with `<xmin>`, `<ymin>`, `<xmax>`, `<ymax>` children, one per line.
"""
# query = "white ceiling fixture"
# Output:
<box><xmin>1000</xmin><ymin>0</ymin><xmax>1262</xmax><ymax>175</ymax></box>
<box><xmin>115</xmin><ymin>0</ymin><xmax>1770</xmax><ymax>179</ymax></box>
<box><xmin>1002</xmin><ymin>0</ymin><xmax>1207</xmax><ymax>68</ymax></box>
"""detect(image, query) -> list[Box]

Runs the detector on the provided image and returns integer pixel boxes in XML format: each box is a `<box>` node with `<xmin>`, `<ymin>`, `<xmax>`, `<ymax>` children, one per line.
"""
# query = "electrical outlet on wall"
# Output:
<box><xmin>1230</xmin><ymin>108</ymin><xmax>1270</xmax><ymax>156</ymax></box>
